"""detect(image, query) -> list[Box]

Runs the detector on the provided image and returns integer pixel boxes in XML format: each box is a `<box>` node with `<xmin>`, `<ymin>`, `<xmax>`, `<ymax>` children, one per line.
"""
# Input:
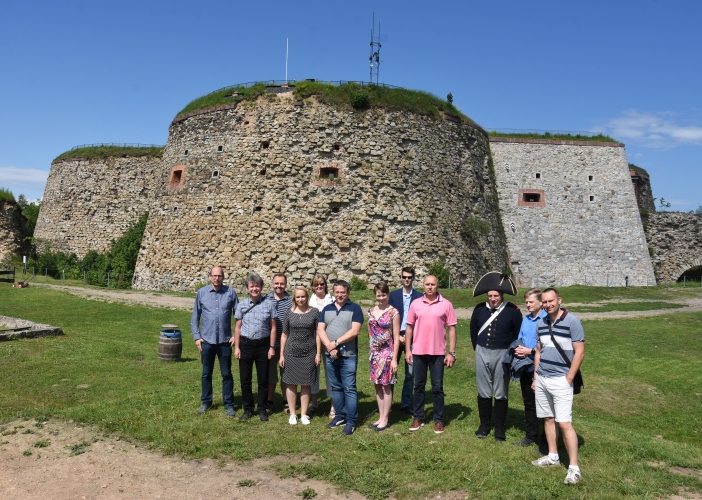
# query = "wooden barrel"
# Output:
<box><xmin>158</xmin><ymin>331</ymin><xmax>182</xmax><ymax>361</ymax></box>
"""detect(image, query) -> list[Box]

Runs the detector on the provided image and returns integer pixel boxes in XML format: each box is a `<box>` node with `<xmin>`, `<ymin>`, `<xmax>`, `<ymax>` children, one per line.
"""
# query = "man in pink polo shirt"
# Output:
<box><xmin>405</xmin><ymin>275</ymin><xmax>457</xmax><ymax>434</ymax></box>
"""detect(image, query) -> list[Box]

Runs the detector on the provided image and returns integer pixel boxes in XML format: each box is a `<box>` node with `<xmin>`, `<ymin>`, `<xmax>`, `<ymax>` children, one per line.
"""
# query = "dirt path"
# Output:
<box><xmin>0</xmin><ymin>418</ymin><xmax>365</xmax><ymax>500</ymax></box>
<box><xmin>29</xmin><ymin>283</ymin><xmax>702</xmax><ymax>321</ymax></box>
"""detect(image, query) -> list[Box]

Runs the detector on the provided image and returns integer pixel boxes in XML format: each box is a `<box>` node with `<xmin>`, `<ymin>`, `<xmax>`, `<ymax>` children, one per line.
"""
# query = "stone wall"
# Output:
<box><xmin>133</xmin><ymin>95</ymin><xmax>509</xmax><ymax>291</ymax></box>
<box><xmin>630</xmin><ymin>168</ymin><xmax>655</xmax><ymax>213</ymax></box>
<box><xmin>34</xmin><ymin>156</ymin><xmax>162</xmax><ymax>257</ymax></box>
<box><xmin>0</xmin><ymin>201</ymin><xmax>28</xmax><ymax>262</ymax></box>
<box><xmin>490</xmin><ymin>138</ymin><xmax>656</xmax><ymax>287</ymax></box>
<box><xmin>644</xmin><ymin>212</ymin><xmax>702</xmax><ymax>283</ymax></box>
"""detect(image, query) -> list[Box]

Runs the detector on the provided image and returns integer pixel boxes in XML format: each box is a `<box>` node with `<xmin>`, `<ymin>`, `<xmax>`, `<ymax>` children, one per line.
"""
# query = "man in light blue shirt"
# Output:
<box><xmin>513</xmin><ymin>288</ymin><xmax>547</xmax><ymax>446</ymax></box>
<box><xmin>191</xmin><ymin>266</ymin><xmax>239</xmax><ymax>417</ymax></box>
<box><xmin>388</xmin><ymin>267</ymin><xmax>423</xmax><ymax>415</ymax></box>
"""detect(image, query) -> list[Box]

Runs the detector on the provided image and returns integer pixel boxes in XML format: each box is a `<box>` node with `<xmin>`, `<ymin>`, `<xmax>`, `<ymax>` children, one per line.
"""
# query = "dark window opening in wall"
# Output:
<box><xmin>589</xmin><ymin>195</ymin><xmax>595</xmax><ymax>201</ymax></box>
<box><xmin>261</xmin><ymin>141</ymin><xmax>270</xmax><ymax>149</ymax></box>
<box><xmin>320</xmin><ymin>167</ymin><xmax>339</xmax><ymax>179</ymax></box>
<box><xmin>536</xmin><ymin>173</ymin><xmax>541</xmax><ymax>179</ymax></box>
<box><xmin>184</xmin><ymin>149</ymin><xmax>189</xmax><ymax>156</ymax></box>
<box><xmin>258</xmin><ymin>167</ymin><xmax>267</xmax><ymax>176</ymax></box>
<box><xmin>331</xmin><ymin>206</ymin><xmax>341</xmax><ymax>214</ymax></box>
<box><xmin>333</xmin><ymin>142</ymin><xmax>342</xmax><ymax>151</ymax></box>
<box><xmin>244</xmin><ymin>120</ymin><xmax>250</xmax><ymax>125</ymax></box>
<box><xmin>168</xmin><ymin>166</ymin><xmax>186</xmax><ymax>189</ymax></box>
<box><xmin>217</xmin><ymin>145</ymin><xmax>223</xmax><ymax>152</ymax></box>
<box><xmin>254</xmin><ymin>205</ymin><xmax>263</xmax><ymax>212</ymax></box>
<box><xmin>212</xmin><ymin>170</ymin><xmax>219</xmax><ymax>178</ymax></box>
<box><xmin>172</xmin><ymin>206</ymin><xmax>178</xmax><ymax>215</ymax></box>
<box><xmin>205</xmin><ymin>205</ymin><xmax>213</xmax><ymax>214</ymax></box>
<box><xmin>523</xmin><ymin>192</ymin><xmax>541</xmax><ymax>203</ymax></box>
<box><xmin>588</xmin><ymin>175</ymin><xmax>593</xmax><ymax>181</ymax></box>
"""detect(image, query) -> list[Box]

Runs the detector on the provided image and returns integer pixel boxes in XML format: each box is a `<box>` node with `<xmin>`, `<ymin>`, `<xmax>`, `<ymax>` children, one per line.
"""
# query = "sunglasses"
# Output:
<box><xmin>401</xmin><ymin>275</ymin><xmax>414</xmax><ymax>280</ymax></box>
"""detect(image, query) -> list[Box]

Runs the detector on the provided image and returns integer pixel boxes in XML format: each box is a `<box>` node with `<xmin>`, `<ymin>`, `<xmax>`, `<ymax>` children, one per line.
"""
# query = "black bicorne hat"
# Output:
<box><xmin>472</xmin><ymin>271</ymin><xmax>518</xmax><ymax>297</ymax></box>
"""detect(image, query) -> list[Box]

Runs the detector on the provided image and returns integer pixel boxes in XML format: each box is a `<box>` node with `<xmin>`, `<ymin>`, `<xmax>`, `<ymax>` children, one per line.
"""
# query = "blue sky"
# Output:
<box><xmin>1</xmin><ymin>0</ymin><xmax>701</xmax><ymax>210</ymax></box>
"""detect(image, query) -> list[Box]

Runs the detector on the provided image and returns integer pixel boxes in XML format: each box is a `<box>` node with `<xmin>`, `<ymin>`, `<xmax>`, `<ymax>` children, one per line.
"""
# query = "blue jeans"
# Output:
<box><xmin>325</xmin><ymin>354</ymin><xmax>358</xmax><ymax>425</ymax></box>
<box><xmin>412</xmin><ymin>354</ymin><xmax>445</xmax><ymax>423</ymax></box>
<box><xmin>200</xmin><ymin>342</ymin><xmax>234</xmax><ymax>408</ymax></box>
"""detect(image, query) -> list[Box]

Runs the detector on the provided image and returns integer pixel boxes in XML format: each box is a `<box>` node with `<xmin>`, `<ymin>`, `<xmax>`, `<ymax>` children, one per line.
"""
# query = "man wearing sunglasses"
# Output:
<box><xmin>388</xmin><ymin>267</ymin><xmax>423</xmax><ymax>415</ymax></box>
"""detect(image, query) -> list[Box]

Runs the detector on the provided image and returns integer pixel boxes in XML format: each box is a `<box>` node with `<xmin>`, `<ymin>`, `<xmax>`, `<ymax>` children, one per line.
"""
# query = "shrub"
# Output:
<box><xmin>22</xmin><ymin>202</ymin><xmax>40</xmax><ymax>236</ymax></box>
<box><xmin>350</xmin><ymin>276</ymin><xmax>368</xmax><ymax>291</ymax></box>
<box><xmin>426</xmin><ymin>257</ymin><xmax>450</xmax><ymax>288</ymax></box>
<box><xmin>349</xmin><ymin>90</ymin><xmax>370</xmax><ymax>109</ymax></box>
<box><xmin>460</xmin><ymin>217</ymin><xmax>490</xmax><ymax>241</ymax></box>
<box><xmin>639</xmin><ymin>208</ymin><xmax>649</xmax><ymax>217</ymax></box>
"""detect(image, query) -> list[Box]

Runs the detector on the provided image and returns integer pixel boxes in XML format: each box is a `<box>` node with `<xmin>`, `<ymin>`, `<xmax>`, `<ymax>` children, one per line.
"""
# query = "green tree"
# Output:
<box><xmin>22</xmin><ymin>202</ymin><xmax>40</xmax><ymax>236</ymax></box>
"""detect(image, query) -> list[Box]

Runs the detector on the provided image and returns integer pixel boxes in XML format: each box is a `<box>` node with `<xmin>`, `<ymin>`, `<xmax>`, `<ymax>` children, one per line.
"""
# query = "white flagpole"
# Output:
<box><xmin>285</xmin><ymin>38</ymin><xmax>289</xmax><ymax>84</ymax></box>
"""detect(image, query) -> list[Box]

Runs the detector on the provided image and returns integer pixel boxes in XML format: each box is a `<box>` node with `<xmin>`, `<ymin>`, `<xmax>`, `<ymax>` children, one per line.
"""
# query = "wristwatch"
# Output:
<box><xmin>449</xmin><ymin>351</ymin><xmax>456</xmax><ymax>357</ymax></box>
<box><xmin>269</xmin><ymin>345</ymin><xmax>275</xmax><ymax>349</ymax></box>
<box><xmin>334</xmin><ymin>340</ymin><xmax>339</xmax><ymax>348</ymax></box>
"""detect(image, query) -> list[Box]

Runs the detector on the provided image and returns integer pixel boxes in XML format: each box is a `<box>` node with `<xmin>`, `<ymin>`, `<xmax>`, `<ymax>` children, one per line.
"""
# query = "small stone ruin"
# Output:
<box><xmin>0</xmin><ymin>315</ymin><xmax>63</xmax><ymax>341</ymax></box>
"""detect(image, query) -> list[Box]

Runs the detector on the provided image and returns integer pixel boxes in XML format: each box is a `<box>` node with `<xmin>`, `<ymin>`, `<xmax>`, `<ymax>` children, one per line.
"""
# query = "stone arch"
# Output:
<box><xmin>674</xmin><ymin>260</ymin><xmax>702</xmax><ymax>281</ymax></box>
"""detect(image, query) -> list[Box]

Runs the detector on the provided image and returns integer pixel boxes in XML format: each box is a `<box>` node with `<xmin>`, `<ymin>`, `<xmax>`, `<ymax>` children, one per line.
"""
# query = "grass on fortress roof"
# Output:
<box><xmin>176</xmin><ymin>80</ymin><xmax>474</xmax><ymax>123</ymax></box>
<box><xmin>488</xmin><ymin>131</ymin><xmax>617</xmax><ymax>142</ymax></box>
<box><xmin>54</xmin><ymin>145</ymin><xmax>164</xmax><ymax>162</ymax></box>
<box><xmin>1</xmin><ymin>284</ymin><xmax>702</xmax><ymax>499</ymax></box>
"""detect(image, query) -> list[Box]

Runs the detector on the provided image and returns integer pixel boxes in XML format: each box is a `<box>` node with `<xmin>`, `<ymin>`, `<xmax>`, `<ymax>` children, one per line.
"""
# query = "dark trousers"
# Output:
<box><xmin>520</xmin><ymin>369</ymin><xmax>538</xmax><ymax>441</ymax></box>
<box><xmin>238</xmin><ymin>336</ymin><xmax>270</xmax><ymax>414</ymax></box>
<box><xmin>412</xmin><ymin>354</ymin><xmax>445</xmax><ymax>423</ymax></box>
<box><xmin>200</xmin><ymin>342</ymin><xmax>235</xmax><ymax>408</ymax></box>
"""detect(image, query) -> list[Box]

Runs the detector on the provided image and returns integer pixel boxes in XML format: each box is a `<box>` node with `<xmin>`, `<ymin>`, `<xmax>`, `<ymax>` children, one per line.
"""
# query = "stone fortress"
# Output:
<box><xmin>33</xmin><ymin>81</ymin><xmax>701</xmax><ymax>290</ymax></box>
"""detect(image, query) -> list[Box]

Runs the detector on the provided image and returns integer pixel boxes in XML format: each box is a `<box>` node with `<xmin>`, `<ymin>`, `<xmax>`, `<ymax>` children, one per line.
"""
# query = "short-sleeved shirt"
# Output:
<box><xmin>517</xmin><ymin>309</ymin><xmax>547</xmax><ymax>373</ymax></box>
<box><xmin>536</xmin><ymin>310</ymin><xmax>585</xmax><ymax>378</ymax></box>
<box><xmin>267</xmin><ymin>291</ymin><xmax>292</xmax><ymax>349</ymax></box>
<box><xmin>319</xmin><ymin>300</ymin><xmax>364</xmax><ymax>357</ymax></box>
<box><xmin>190</xmin><ymin>284</ymin><xmax>239</xmax><ymax>344</ymax></box>
<box><xmin>235</xmin><ymin>295</ymin><xmax>277</xmax><ymax>340</ymax></box>
<box><xmin>406</xmin><ymin>294</ymin><xmax>457</xmax><ymax>356</ymax></box>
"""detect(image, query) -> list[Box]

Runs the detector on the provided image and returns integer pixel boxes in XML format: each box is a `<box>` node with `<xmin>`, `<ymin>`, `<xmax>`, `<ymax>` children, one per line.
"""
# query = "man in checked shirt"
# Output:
<box><xmin>191</xmin><ymin>266</ymin><xmax>239</xmax><ymax>417</ymax></box>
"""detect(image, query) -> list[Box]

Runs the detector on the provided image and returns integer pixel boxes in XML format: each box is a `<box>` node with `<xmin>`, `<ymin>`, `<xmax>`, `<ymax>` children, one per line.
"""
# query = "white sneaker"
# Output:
<box><xmin>288</xmin><ymin>415</ymin><xmax>298</xmax><ymax>425</ymax></box>
<box><xmin>564</xmin><ymin>468</ymin><xmax>581</xmax><ymax>484</ymax></box>
<box><xmin>300</xmin><ymin>415</ymin><xmax>310</xmax><ymax>425</ymax></box>
<box><xmin>531</xmin><ymin>455</ymin><xmax>560</xmax><ymax>467</ymax></box>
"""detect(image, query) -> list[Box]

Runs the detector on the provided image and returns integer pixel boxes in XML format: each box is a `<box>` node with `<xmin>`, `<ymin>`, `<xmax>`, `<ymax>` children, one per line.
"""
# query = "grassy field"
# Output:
<box><xmin>53</xmin><ymin>145</ymin><xmax>164</xmax><ymax>161</ymax></box>
<box><xmin>1</xmin><ymin>285</ymin><xmax>701</xmax><ymax>499</ymax></box>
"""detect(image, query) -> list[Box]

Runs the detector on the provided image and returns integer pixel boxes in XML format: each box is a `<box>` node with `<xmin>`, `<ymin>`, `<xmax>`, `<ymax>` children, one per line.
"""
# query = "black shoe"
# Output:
<box><xmin>239</xmin><ymin>411</ymin><xmax>253</xmax><ymax>421</ymax></box>
<box><xmin>259</xmin><ymin>412</ymin><xmax>269</xmax><ymax>422</ymax></box>
<box><xmin>197</xmin><ymin>404</ymin><xmax>211</xmax><ymax>415</ymax></box>
<box><xmin>400</xmin><ymin>406</ymin><xmax>413</xmax><ymax>416</ymax></box>
<box><xmin>513</xmin><ymin>436</ymin><xmax>535</xmax><ymax>447</ymax></box>
<box><xmin>266</xmin><ymin>400</ymin><xmax>275</xmax><ymax>414</ymax></box>
<box><xmin>225</xmin><ymin>406</ymin><xmax>236</xmax><ymax>418</ymax></box>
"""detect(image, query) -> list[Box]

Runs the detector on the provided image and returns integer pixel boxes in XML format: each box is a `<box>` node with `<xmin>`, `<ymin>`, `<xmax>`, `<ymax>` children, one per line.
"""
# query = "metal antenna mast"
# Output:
<box><xmin>369</xmin><ymin>14</ymin><xmax>381</xmax><ymax>84</ymax></box>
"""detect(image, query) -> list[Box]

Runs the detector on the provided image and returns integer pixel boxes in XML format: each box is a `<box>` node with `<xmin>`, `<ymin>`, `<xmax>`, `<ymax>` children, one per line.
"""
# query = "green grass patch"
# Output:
<box><xmin>0</xmin><ymin>285</ymin><xmax>701</xmax><ymax>498</ymax></box>
<box><xmin>569</xmin><ymin>301</ymin><xmax>684</xmax><ymax>313</ymax></box>
<box><xmin>54</xmin><ymin>145</ymin><xmax>164</xmax><ymax>162</ymax></box>
<box><xmin>175</xmin><ymin>81</ymin><xmax>474</xmax><ymax>123</ymax></box>
<box><xmin>488</xmin><ymin>131</ymin><xmax>617</xmax><ymax>142</ymax></box>
<box><xmin>0</xmin><ymin>187</ymin><xmax>16</xmax><ymax>203</ymax></box>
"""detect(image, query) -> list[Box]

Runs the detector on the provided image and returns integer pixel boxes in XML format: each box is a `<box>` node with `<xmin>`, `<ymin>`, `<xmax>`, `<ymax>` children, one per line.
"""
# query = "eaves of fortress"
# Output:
<box><xmin>34</xmin><ymin>81</ymin><xmax>701</xmax><ymax>290</ymax></box>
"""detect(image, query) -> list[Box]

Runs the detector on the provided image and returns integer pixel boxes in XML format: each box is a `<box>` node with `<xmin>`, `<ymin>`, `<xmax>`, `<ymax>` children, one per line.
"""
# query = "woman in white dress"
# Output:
<box><xmin>309</xmin><ymin>274</ymin><xmax>334</xmax><ymax>418</ymax></box>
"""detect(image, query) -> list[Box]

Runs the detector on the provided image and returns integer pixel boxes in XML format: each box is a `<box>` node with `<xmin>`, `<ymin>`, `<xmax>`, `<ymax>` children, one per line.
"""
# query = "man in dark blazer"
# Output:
<box><xmin>388</xmin><ymin>267</ymin><xmax>424</xmax><ymax>415</ymax></box>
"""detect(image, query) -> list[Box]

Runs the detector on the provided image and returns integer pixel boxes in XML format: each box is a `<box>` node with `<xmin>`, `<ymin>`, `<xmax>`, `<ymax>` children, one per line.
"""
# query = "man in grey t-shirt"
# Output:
<box><xmin>531</xmin><ymin>288</ymin><xmax>585</xmax><ymax>485</ymax></box>
<box><xmin>317</xmin><ymin>280</ymin><xmax>364</xmax><ymax>436</ymax></box>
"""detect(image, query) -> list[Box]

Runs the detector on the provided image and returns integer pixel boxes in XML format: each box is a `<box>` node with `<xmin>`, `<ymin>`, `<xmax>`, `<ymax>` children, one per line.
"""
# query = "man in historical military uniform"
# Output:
<box><xmin>470</xmin><ymin>273</ymin><xmax>523</xmax><ymax>441</ymax></box>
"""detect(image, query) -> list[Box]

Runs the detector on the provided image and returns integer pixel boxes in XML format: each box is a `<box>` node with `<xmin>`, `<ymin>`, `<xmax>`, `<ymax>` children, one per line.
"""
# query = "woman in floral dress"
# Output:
<box><xmin>367</xmin><ymin>282</ymin><xmax>400</xmax><ymax>431</ymax></box>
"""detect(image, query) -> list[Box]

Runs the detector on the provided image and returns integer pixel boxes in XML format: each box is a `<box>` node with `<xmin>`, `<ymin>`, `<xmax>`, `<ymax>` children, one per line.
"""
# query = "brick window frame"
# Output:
<box><xmin>518</xmin><ymin>189</ymin><xmax>546</xmax><ymax>207</ymax></box>
<box><xmin>168</xmin><ymin>165</ymin><xmax>186</xmax><ymax>189</ymax></box>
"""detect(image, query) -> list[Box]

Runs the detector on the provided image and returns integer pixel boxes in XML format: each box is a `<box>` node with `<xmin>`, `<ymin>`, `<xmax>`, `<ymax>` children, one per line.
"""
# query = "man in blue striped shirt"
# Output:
<box><xmin>531</xmin><ymin>288</ymin><xmax>585</xmax><ymax>485</ymax></box>
<box><xmin>234</xmin><ymin>273</ymin><xmax>277</xmax><ymax>422</ymax></box>
<box><xmin>191</xmin><ymin>266</ymin><xmax>239</xmax><ymax>417</ymax></box>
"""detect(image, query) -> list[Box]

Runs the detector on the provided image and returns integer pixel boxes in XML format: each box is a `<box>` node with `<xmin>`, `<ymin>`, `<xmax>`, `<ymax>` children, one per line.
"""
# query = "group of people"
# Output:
<box><xmin>191</xmin><ymin>266</ymin><xmax>585</xmax><ymax>485</ymax></box>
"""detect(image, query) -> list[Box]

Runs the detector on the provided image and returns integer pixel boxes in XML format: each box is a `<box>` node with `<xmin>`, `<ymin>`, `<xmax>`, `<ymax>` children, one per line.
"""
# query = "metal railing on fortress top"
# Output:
<box><xmin>484</xmin><ymin>128</ymin><xmax>608</xmax><ymax>138</ymax></box>
<box><xmin>203</xmin><ymin>79</ymin><xmax>402</xmax><ymax>97</ymax></box>
<box><xmin>68</xmin><ymin>143</ymin><xmax>165</xmax><ymax>150</ymax></box>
